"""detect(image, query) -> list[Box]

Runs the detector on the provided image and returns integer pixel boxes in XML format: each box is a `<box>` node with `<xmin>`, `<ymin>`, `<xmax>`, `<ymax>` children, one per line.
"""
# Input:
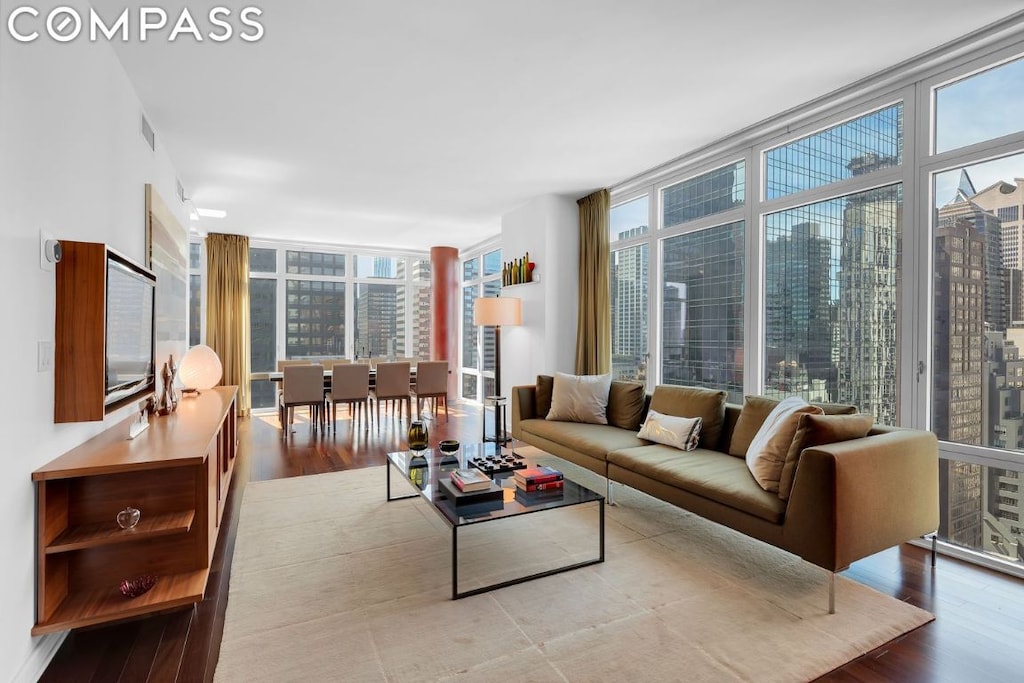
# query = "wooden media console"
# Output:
<box><xmin>32</xmin><ymin>386</ymin><xmax>238</xmax><ymax>635</ymax></box>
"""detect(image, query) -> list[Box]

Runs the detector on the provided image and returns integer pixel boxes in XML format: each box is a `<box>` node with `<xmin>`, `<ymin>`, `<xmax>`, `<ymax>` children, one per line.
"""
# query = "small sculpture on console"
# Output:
<box><xmin>158</xmin><ymin>355</ymin><xmax>178</xmax><ymax>415</ymax></box>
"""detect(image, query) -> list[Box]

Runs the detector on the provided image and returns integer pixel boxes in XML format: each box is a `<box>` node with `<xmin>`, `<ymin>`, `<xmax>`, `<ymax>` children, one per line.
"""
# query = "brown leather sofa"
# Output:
<box><xmin>511</xmin><ymin>380</ymin><xmax>939</xmax><ymax>612</ymax></box>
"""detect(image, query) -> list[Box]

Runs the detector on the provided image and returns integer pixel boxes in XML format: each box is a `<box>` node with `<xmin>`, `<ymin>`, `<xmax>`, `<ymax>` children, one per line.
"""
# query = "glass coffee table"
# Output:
<box><xmin>386</xmin><ymin>442</ymin><xmax>605</xmax><ymax>599</ymax></box>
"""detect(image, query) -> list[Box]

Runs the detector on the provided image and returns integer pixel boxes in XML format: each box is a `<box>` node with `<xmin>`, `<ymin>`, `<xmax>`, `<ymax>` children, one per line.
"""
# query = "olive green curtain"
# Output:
<box><xmin>575</xmin><ymin>189</ymin><xmax>611</xmax><ymax>375</ymax></box>
<box><xmin>206</xmin><ymin>233</ymin><xmax>251</xmax><ymax>415</ymax></box>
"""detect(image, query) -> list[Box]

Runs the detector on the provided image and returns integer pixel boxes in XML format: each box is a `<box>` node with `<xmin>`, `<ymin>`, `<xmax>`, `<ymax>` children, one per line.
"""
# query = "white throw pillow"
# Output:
<box><xmin>745</xmin><ymin>396</ymin><xmax>823</xmax><ymax>492</ymax></box>
<box><xmin>637</xmin><ymin>410</ymin><xmax>702</xmax><ymax>451</ymax></box>
<box><xmin>545</xmin><ymin>372</ymin><xmax>612</xmax><ymax>424</ymax></box>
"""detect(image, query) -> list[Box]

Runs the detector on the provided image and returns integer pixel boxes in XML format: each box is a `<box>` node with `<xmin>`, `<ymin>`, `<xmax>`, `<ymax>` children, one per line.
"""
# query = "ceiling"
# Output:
<box><xmin>96</xmin><ymin>0</ymin><xmax>1023</xmax><ymax>252</ymax></box>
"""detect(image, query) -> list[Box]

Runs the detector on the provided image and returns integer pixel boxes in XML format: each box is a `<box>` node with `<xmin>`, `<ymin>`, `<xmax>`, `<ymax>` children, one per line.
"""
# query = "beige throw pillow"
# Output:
<box><xmin>745</xmin><ymin>396</ymin><xmax>823</xmax><ymax>492</ymax></box>
<box><xmin>546</xmin><ymin>372</ymin><xmax>612</xmax><ymax>424</ymax></box>
<box><xmin>637</xmin><ymin>410</ymin><xmax>702</xmax><ymax>451</ymax></box>
<box><xmin>729</xmin><ymin>396</ymin><xmax>858</xmax><ymax>456</ymax></box>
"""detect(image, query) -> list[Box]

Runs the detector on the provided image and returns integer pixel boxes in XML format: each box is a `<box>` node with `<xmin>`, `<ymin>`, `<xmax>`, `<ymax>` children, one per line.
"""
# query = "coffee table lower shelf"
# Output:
<box><xmin>385</xmin><ymin>446</ymin><xmax>605</xmax><ymax>600</ymax></box>
<box><xmin>447</xmin><ymin>519</ymin><xmax>604</xmax><ymax>599</ymax></box>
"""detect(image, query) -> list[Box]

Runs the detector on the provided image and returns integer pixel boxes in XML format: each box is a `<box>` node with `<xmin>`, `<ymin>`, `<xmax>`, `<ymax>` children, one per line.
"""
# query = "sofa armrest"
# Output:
<box><xmin>511</xmin><ymin>385</ymin><xmax>537</xmax><ymax>439</ymax></box>
<box><xmin>783</xmin><ymin>429</ymin><xmax>939</xmax><ymax>571</ymax></box>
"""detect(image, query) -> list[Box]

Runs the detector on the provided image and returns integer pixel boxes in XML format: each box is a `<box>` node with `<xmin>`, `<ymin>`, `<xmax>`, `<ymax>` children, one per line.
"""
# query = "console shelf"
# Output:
<box><xmin>32</xmin><ymin>387</ymin><xmax>238</xmax><ymax>636</ymax></box>
<box><xmin>32</xmin><ymin>569</ymin><xmax>208</xmax><ymax>635</ymax></box>
<box><xmin>45</xmin><ymin>510</ymin><xmax>195</xmax><ymax>554</ymax></box>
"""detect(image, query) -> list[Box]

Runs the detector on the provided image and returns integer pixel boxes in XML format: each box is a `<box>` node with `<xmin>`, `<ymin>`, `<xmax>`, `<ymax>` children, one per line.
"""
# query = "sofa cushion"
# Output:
<box><xmin>745</xmin><ymin>397</ymin><xmax>823</xmax><ymax>493</ymax></box>
<box><xmin>607</xmin><ymin>381</ymin><xmax>646</xmax><ymax>431</ymax></box>
<box><xmin>637</xmin><ymin>410</ymin><xmax>702</xmax><ymax>451</ymax></box>
<box><xmin>536</xmin><ymin>375</ymin><xmax>554</xmax><ymax>418</ymax></box>
<box><xmin>778</xmin><ymin>412</ymin><xmax>875</xmax><ymax>500</ymax></box>
<box><xmin>729</xmin><ymin>396</ymin><xmax>858</xmax><ymax>456</ymax></box>
<box><xmin>609</xmin><ymin>445</ymin><xmax>786</xmax><ymax>523</ymax></box>
<box><xmin>649</xmin><ymin>385</ymin><xmax>727</xmax><ymax>451</ymax></box>
<box><xmin>518</xmin><ymin>419</ymin><xmax>651</xmax><ymax>461</ymax></box>
<box><xmin>546</xmin><ymin>372</ymin><xmax>612</xmax><ymax>424</ymax></box>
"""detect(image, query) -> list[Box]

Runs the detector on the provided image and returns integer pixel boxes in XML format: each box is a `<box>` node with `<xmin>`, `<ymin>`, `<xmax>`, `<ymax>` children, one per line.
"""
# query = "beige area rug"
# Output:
<box><xmin>216</xmin><ymin>451</ymin><xmax>933</xmax><ymax>682</ymax></box>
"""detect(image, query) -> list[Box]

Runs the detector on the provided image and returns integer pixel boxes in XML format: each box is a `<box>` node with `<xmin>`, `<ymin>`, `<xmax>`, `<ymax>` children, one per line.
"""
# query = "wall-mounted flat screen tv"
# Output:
<box><xmin>105</xmin><ymin>252</ymin><xmax>156</xmax><ymax>407</ymax></box>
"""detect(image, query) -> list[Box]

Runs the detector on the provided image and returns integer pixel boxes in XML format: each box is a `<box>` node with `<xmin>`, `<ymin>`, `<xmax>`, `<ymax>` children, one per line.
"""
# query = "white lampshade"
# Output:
<box><xmin>178</xmin><ymin>344</ymin><xmax>223</xmax><ymax>391</ymax></box>
<box><xmin>473</xmin><ymin>296</ymin><xmax>522</xmax><ymax>326</ymax></box>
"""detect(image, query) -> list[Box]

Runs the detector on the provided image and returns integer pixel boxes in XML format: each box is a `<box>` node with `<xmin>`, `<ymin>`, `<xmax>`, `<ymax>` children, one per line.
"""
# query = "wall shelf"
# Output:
<box><xmin>32</xmin><ymin>569</ymin><xmax>208</xmax><ymax>635</ymax></box>
<box><xmin>501</xmin><ymin>274</ymin><xmax>541</xmax><ymax>289</ymax></box>
<box><xmin>45</xmin><ymin>510</ymin><xmax>195</xmax><ymax>554</ymax></box>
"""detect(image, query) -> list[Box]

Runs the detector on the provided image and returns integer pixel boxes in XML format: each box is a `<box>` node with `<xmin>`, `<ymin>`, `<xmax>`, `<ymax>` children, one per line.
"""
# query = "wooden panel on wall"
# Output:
<box><xmin>54</xmin><ymin>241</ymin><xmax>107</xmax><ymax>422</ymax></box>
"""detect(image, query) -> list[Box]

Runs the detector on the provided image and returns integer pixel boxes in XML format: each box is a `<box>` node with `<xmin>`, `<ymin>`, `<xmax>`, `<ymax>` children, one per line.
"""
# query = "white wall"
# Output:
<box><xmin>0</xmin><ymin>10</ymin><xmax>187</xmax><ymax>680</ymax></box>
<box><xmin>500</xmin><ymin>194</ymin><xmax>579</xmax><ymax>396</ymax></box>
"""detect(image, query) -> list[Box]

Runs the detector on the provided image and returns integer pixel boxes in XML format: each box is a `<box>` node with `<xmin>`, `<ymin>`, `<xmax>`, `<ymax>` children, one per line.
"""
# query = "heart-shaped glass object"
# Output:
<box><xmin>116</xmin><ymin>506</ymin><xmax>141</xmax><ymax>530</ymax></box>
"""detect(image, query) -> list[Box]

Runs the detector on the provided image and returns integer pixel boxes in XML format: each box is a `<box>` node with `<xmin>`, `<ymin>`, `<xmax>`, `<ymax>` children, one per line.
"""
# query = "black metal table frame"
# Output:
<box><xmin>386</xmin><ymin>458</ymin><xmax>605</xmax><ymax>600</ymax></box>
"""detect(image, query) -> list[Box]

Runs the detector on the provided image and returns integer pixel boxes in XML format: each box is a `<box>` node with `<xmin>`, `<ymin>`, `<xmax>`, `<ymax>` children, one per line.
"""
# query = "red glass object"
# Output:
<box><xmin>119</xmin><ymin>574</ymin><xmax>158</xmax><ymax>598</ymax></box>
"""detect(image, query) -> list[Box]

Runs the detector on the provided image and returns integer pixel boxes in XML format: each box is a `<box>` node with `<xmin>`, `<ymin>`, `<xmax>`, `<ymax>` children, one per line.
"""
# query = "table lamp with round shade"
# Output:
<box><xmin>178</xmin><ymin>345</ymin><xmax>223</xmax><ymax>397</ymax></box>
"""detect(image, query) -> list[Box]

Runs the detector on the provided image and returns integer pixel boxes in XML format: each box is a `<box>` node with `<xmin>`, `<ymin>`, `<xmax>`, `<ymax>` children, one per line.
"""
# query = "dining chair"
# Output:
<box><xmin>370</xmin><ymin>361</ymin><xmax>411</xmax><ymax>426</ymax></box>
<box><xmin>279</xmin><ymin>364</ymin><xmax>326</xmax><ymax>437</ymax></box>
<box><xmin>275</xmin><ymin>359</ymin><xmax>314</xmax><ymax>414</ymax></box>
<box><xmin>327</xmin><ymin>362</ymin><xmax>371</xmax><ymax>431</ymax></box>
<box><xmin>413</xmin><ymin>360</ymin><xmax>449</xmax><ymax>423</ymax></box>
<box><xmin>321</xmin><ymin>360</ymin><xmax>353</xmax><ymax>427</ymax></box>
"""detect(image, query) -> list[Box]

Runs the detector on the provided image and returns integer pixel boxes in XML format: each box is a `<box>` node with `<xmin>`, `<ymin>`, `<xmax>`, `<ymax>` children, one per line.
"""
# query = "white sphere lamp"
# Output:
<box><xmin>178</xmin><ymin>345</ymin><xmax>223</xmax><ymax>397</ymax></box>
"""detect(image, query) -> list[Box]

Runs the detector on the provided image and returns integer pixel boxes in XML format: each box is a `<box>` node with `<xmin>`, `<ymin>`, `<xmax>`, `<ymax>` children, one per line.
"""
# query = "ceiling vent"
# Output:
<box><xmin>140</xmin><ymin>112</ymin><xmax>155</xmax><ymax>152</ymax></box>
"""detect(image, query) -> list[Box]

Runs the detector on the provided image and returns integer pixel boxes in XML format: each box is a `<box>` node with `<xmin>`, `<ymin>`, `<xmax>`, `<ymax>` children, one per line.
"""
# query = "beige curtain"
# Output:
<box><xmin>575</xmin><ymin>189</ymin><xmax>611</xmax><ymax>375</ymax></box>
<box><xmin>206</xmin><ymin>233</ymin><xmax>251</xmax><ymax>415</ymax></box>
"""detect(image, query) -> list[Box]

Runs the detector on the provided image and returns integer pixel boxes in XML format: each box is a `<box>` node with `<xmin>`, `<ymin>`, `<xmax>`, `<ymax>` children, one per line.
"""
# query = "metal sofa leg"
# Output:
<box><xmin>606</xmin><ymin>479</ymin><xmax>616</xmax><ymax>506</ymax></box>
<box><xmin>828</xmin><ymin>571</ymin><xmax>836</xmax><ymax>614</ymax></box>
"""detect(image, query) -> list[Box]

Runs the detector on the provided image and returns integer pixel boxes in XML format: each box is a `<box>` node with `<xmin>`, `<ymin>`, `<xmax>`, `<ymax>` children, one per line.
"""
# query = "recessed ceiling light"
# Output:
<box><xmin>189</xmin><ymin>211</ymin><xmax>200</xmax><ymax>221</ymax></box>
<box><xmin>196</xmin><ymin>208</ymin><xmax>227</xmax><ymax>219</ymax></box>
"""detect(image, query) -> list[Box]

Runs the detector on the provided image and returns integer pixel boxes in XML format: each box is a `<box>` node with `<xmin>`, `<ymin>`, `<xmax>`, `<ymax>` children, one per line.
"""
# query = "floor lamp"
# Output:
<box><xmin>473</xmin><ymin>295</ymin><xmax>522</xmax><ymax>446</ymax></box>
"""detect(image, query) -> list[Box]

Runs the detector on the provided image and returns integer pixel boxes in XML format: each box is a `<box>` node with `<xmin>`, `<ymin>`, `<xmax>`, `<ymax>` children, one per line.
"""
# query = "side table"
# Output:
<box><xmin>482</xmin><ymin>395</ymin><xmax>509</xmax><ymax>446</ymax></box>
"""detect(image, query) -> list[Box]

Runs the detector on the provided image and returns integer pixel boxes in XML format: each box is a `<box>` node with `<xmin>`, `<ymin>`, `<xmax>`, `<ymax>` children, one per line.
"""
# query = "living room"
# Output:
<box><xmin>4</xmin><ymin>2</ymin><xmax>1024</xmax><ymax>681</ymax></box>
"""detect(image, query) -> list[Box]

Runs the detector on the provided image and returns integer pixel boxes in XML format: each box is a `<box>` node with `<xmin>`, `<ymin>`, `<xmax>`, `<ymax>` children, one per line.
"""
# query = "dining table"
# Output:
<box><xmin>259</xmin><ymin>368</ymin><xmax>418</xmax><ymax>389</ymax></box>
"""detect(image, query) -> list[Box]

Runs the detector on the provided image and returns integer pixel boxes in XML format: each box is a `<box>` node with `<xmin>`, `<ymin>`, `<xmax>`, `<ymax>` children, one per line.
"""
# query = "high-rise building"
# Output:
<box><xmin>938</xmin><ymin>172</ymin><xmax>1006</xmax><ymax>329</ymax></box>
<box><xmin>933</xmin><ymin>221</ymin><xmax>985</xmax><ymax>445</ymax></box>
<box><xmin>411</xmin><ymin>259</ymin><xmax>431</xmax><ymax>359</ymax></box>
<box><xmin>355</xmin><ymin>283</ymin><xmax>399</xmax><ymax>358</ymax></box>
<box><xmin>661</xmin><ymin>223</ymin><xmax>744</xmax><ymax>401</ymax></box>
<box><xmin>933</xmin><ymin>196</ymin><xmax>988</xmax><ymax>550</ymax></box>
<box><xmin>763</xmin><ymin>221</ymin><xmax>832</xmax><ymax>394</ymax></box>
<box><xmin>611</xmin><ymin>227</ymin><xmax>648</xmax><ymax>381</ymax></box>
<box><xmin>836</xmin><ymin>185</ymin><xmax>900</xmax><ymax>425</ymax></box>
<box><xmin>969</xmin><ymin>177</ymin><xmax>1024</xmax><ymax>270</ymax></box>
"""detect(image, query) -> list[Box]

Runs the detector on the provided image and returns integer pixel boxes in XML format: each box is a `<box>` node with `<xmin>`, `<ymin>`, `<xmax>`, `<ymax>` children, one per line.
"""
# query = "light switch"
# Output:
<box><xmin>38</xmin><ymin>341</ymin><xmax>54</xmax><ymax>372</ymax></box>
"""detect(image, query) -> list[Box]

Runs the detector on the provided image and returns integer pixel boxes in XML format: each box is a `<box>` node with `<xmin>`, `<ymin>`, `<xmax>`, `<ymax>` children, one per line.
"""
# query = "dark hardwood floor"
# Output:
<box><xmin>40</xmin><ymin>401</ymin><xmax>1024</xmax><ymax>682</ymax></box>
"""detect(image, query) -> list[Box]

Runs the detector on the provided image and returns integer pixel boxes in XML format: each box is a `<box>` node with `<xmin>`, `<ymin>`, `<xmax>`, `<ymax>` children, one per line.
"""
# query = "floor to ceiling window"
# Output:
<box><xmin>188</xmin><ymin>241</ymin><xmax>202</xmax><ymax>347</ymax></box>
<box><xmin>925</xmin><ymin>52</ymin><xmax>1024</xmax><ymax>566</ymax></box>
<box><xmin>610</xmin><ymin>196</ymin><xmax>649</xmax><ymax>382</ymax></box>
<box><xmin>185</xmin><ymin>242</ymin><xmax>430</xmax><ymax>410</ymax></box>
<box><xmin>606</xmin><ymin>16</ymin><xmax>1024</xmax><ymax>576</ymax></box>
<box><xmin>461</xmin><ymin>247</ymin><xmax>502</xmax><ymax>402</ymax></box>
<box><xmin>662</xmin><ymin>221</ymin><xmax>745</xmax><ymax>403</ymax></box>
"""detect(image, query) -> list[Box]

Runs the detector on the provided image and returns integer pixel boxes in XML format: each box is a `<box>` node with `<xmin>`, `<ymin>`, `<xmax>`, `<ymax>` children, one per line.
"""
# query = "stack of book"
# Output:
<box><xmin>449</xmin><ymin>468</ymin><xmax>493</xmax><ymax>492</ymax></box>
<box><xmin>513</xmin><ymin>466</ymin><xmax>564</xmax><ymax>493</ymax></box>
<box><xmin>441</xmin><ymin>469</ymin><xmax>503</xmax><ymax>508</ymax></box>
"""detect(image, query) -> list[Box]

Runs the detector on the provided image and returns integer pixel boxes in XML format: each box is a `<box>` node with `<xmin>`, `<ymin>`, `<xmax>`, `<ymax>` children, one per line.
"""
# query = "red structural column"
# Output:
<box><xmin>430</xmin><ymin>246</ymin><xmax>459</xmax><ymax>396</ymax></box>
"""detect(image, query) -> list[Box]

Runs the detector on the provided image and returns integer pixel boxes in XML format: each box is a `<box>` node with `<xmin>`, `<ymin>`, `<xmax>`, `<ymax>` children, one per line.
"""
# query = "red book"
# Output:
<box><xmin>514</xmin><ymin>466</ymin><xmax>563</xmax><ymax>486</ymax></box>
<box><xmin>516</xmin><ymin>479</ymin><xmax>565</xmax><ymax>492</ymax></box>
